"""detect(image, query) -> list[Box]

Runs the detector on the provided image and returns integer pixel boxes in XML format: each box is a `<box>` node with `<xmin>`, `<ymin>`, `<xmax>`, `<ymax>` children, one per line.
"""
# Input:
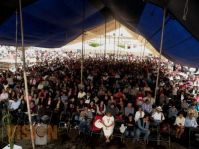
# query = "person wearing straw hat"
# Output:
<box><xmin>187</xmin><ymin>104</ymin><xmax>198</xmax><ymax>119</ymax></box>
<box><xmin>152</xmin><ymin>106</ymin><xmax>165</xmax><ymax>125</ymax></box>
<box><xmin>184</xmin><ymin>112</ymin><xmax>198</xmax><ymax>128</ymax></box>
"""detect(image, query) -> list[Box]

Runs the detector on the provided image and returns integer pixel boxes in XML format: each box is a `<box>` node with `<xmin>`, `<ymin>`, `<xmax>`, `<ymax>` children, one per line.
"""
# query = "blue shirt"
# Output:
<box><xmin>185</xmin><ymin>117</ymin><xmax>198</xmax><ymax>128</ymax></box>
<box><xmin>137</xmin><ymin>118</ymin><xmax>149</xmax><ymax>131</ymax></box>
<box><xmin>195</xmin><ymin>104</ymin><xmax>199</xmax><ymax>112</ymax></box>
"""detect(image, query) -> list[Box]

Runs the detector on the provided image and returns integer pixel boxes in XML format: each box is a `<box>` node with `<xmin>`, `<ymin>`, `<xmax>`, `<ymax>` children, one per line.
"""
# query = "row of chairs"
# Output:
<box><xmin>58</xmin><ymin>113</ymin><xmax>171</xmax><ymax>147</ymax></box>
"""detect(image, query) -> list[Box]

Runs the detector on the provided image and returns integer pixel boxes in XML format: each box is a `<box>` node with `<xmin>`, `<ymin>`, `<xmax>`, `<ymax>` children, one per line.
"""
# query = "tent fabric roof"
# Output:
<box><xmin>137</xmin><ymin>3</ymin><xmax>199</xmax><ymax>67</ymax></box>
<box><xmin>0</xmin><ymin>0</ymin><xmax>199</xmax><ymax>67</ymax></box>
<box><xmin>0</xmin><ymin>0</ymin><xmax>108</xmax><ymax>47</ymax></box>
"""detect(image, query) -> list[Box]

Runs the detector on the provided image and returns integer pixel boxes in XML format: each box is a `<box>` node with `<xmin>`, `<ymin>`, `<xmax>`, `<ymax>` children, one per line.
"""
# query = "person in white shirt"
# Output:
<box><xmin>37</xmin><ymin>82</ymin><xmax>44</xmax><ymax>90</ymax></box>
<box><xmin>152</xmin><ymin>106</ymin><xmax>165</xmax><ymax>125</ymax></box>
<box><xmin>7</xmin><ymin>76</ymin><xmax>14</xmax><ymax>86</ymax></box>
<box><xmin>0</xmin><ymin>89</ymin><xmax>9</xmax><ymax>102</ymax></box>
<box><xmin>85</xmin><ymin>92</ymin><xmax>91</xmax><ymax>104</ymax></box>
<box><xmin>3</xmin><ymin>84</ymin><xmax>9</xmax><ymax>90</ymax></box>
<box><xmin>143</xmin><ymin>84</ymin><xmax>151</xmax><ymax>94</ymax></box>
<box><xmin>102</xmin><ymin>112</ymin><xmax>115</xmax><ymax>143</ymax></box>
<box><xmin>87</xmin><ymin>74</ymin><xmax>93</xmax><ymax>82</ymax></box>
<box><xmin>174</xmin><ymin>112</ymin><xmax>185</xmax><ymax>139</ymax></box>
<box><xmin>134</xmin><ymin>107</ymin><xmax>145</xmax><ymax>122</ymax></box>
<box><xmin>172</xmin><ymin>85</ymin><xmax>178</xmax><ymax>97</ymax></box>
<box><xmin>77</xmin><ymin>89</ymin><xmax>86</xmax><ymax>99</ymax></box>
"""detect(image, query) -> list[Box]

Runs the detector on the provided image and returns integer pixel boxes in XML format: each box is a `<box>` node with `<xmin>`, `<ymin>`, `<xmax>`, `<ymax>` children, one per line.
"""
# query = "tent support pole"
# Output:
<box><xmin>80</xmin><ymin>31</ymin><xmax>84</xmax><ymax>86</ymax></box>
<box><xmin>104</xmin><ymin>17</ymin><xmax>107</xmax><ymax>59</ymax></box>
<box><xmin>154</xmin><ymin>8</ymin><xmax>167</xmax><ymax>102</ymax></box>
<box><xmin>80</xmin><ymin>0</ymin><xmax>85</xmax><ymax>86</ymax></box>
<box><xmin>140</xmin><ymin>39</ymin><xmax>143</xmax><ymax>60</ymax></box>
<box><xmin>113</xmin><ymin>19</ymin><xmax>116</xmax><ymax>60</ymax></box>
<box><xmin>19</xmin><ymin>0</ymin><xmax>35</xmax><ymax>149</ymax></box>
<box><xmin>141</xmin><ymin>39</ymin><xmax>147</xmax><ymax>60</ymax></box>
<box><xmin>99</xmin><ymin>35</ymin><xmax>102</xmax><ymax>57</ymax></box>
<box><xmin>15</xmin><ymin>10</ymin><xmax>18</xmax><ymax>71</ymax></box>
<box><xmin>117</xmin><ymin>23</ymin><xmax>121</xmax><ymax>59</ymax></box>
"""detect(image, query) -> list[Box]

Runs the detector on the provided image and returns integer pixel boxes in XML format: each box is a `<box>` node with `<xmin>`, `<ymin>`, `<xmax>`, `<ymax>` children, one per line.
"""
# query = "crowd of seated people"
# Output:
<box><xmin>0</xmin><ymin>57</ymin><xmax>198</xmax><ymax>144</ymax></box>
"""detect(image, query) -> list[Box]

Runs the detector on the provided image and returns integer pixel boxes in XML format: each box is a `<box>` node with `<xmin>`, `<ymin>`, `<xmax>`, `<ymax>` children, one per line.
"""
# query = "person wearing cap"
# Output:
<box><xmin>101</xmin><ymin>111</ymin><xmax>115</xmax><ymax>143</ymax></box>
<box><xmin>152</xmin><ymin>106</ymin><xmax>165</xmax><ymax>125</ymax></box>
<box><xmin>185</xmin><ymin>112</ymin><xmax>198</xmax><ymax>128</ymax></box>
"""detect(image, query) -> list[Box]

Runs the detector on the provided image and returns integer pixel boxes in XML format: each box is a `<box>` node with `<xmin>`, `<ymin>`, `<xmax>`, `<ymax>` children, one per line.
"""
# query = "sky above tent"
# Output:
<box><xmin>64</xmin><ymin>26</ymin><xmax>153</xmax><ymax>56</ymax></box>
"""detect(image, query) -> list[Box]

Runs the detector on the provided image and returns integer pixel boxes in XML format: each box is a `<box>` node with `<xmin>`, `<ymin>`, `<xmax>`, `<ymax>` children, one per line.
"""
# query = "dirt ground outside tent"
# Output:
<box><xmin>0</xmin><ymin>129</ymin><xmax>188</xmax><ymax>149</ymax></box>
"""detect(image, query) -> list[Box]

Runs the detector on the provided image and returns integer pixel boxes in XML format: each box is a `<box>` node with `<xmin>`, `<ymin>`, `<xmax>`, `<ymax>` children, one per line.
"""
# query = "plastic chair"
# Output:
<box><xmin>90</xmin><ymin>115</ymin><xmax>102</xmax><ymax>136</ymax></box>
<box><xmin>112</xmin><ymin>120</ymin><xmax>125</xmax><ymax>142</ymax></box>
<box><xmin>69</xmin><ymin>113</ymin><xmax>80</xmax><ymax>132</ymax></box>
<box><xmin>58</xmin><ymin>112</ymin><xmax>70</xmax><ymax>132</ymax></box>
<box><xmin>158</xmin><ymin>122</ymin><xmax>171</xmax><ymax>147</ymax></box>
